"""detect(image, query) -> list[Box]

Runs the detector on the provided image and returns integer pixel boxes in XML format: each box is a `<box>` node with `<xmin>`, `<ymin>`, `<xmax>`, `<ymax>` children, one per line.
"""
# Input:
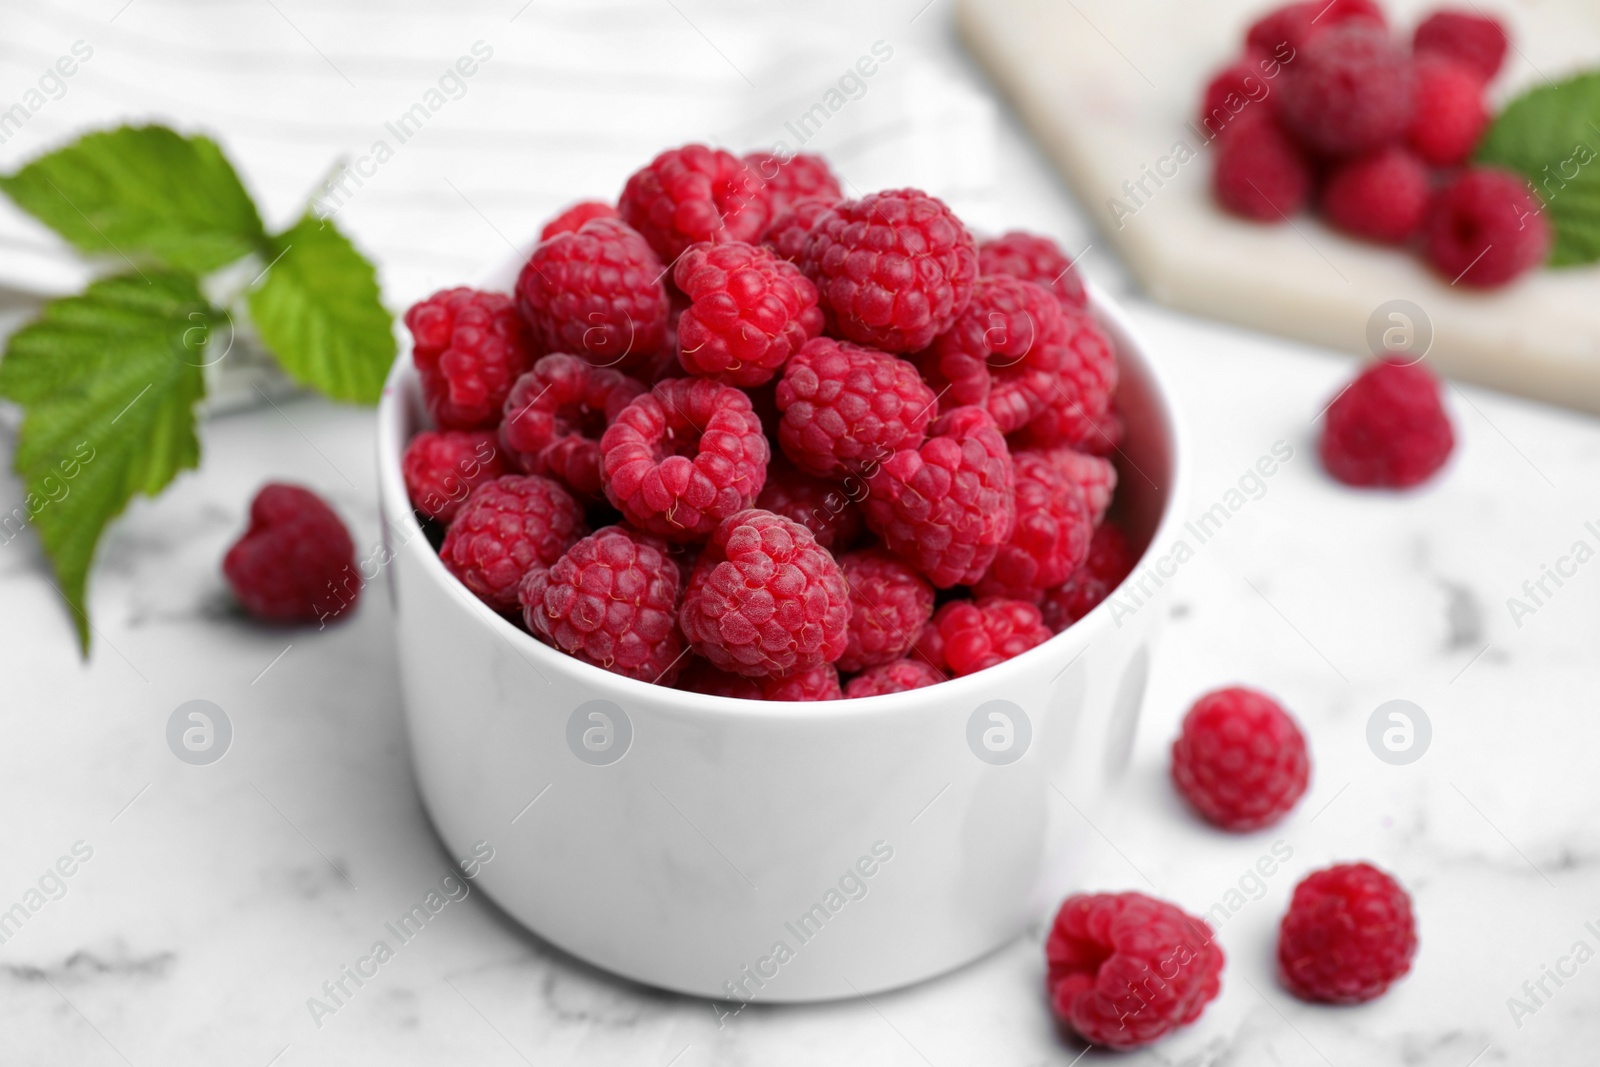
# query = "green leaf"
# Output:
<box><xmin>247</xmin><ymin>215</ymin><xmax>395</xmax><ymax>404</ymax></box>
<box><xmin>1476</xmin><ymin>72</ymin><xmax>1600</xmax><ymax>267</ymax></box>
<box><xmin>0</xmin><ymin>272</ymin><xmax>212</xmax><ymax>652</ymax></box>
<box><xmin>0</xmin><ymin>125</ymin><xmax>267</xmax><ymax>275</ymax></box>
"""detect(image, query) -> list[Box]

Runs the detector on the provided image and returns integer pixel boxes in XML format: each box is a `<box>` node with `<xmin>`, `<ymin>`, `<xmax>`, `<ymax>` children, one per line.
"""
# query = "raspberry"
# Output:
<box><xmin>600</xmin><ymin>377</ymin><xmax>769</xmax><ymax>541</ymax></box>
<box><xmin>1074</xmin><ymin>406</ymin><xmax>1125</xmax><ymax>458</ymax></box>
<box><xmin>843</xmin><ymin>658</ymin><xmax>946</xmax><ymax>698</ymax></box>
<box><xmin>1321</xmin><ymin>146</ymin><xmax>1431</xmax><ymax>243</ymax></box>
<box><xmin>1319</xmin><ymin>358</ymin><xmax>1454</xmax><ymax>488</ymax></box>
<box><xmin>1246</xmin><ymin>0</ymin><xmax>1384</xmax><ymax>56</ymax></box>
<box><xmin>918</xmin><ymin>275</ymin><xmax>1070</xmax><ymax>434</ymax></box>
<box><xmin>862</xmin><ymin>406</ymin><xmax>1016</xmax><ymax>588</ymax></box>
<box><xmin>1041</xmin><ymin>523</ymin><xmax>1136</xmax><ymax>631</ymax></box>
<box><xmin>619</xmin><ymin>144</ymin><xmax>772</xmax><ymax>262</ymax></box>
<box><xmin>406</xmin><ymin>288</ymin><xmax>535</xmax><ymax>429</ymax></box>
<box><xmin>539</xmin><ymin>200</ymin><xmax>617</xmax><ymax>241</ymax></box>
<box><xmin>973</xmin><ymin>450</ymin><xmax>1093</xmax><ymax>601</ymax></box>
<box><xmin>1212</xmin><ymin>112</ymin><xmax>1313</xmax><ymax>221</ymax></box>
<box><xmin>520</xmin><ymin>525</ymin><xmax>685</xmax><ymax>683</ymax></box>
<box><xmin>517</xmin><ymin>218</ymin><xmax>669</xmax><ymax>370</ymax></box>
<box><xmin>922</xmin><ymin>597</ymin><xmax>1050</xmax><ymax>676</ymax></box>
<box><xmin>1413</xmin><ymin>9</ymin><xmax>1507</xmax><ymax>81</ymax></box>
<box><xmin>776</xmin><ymin>336</ymin><xmax>938</xmax><ymax>478</ymax></box>
<box><xmin>1422</xmin><ymin>167</ymin><xmax>1550</xmax><ymax>288</ymax></box>
<box><xmin>1032</xmin><ymin>446</ymin><xmax>1118</xmax><ymax>524</ymax></box>
<box><xmin>1010</xmin><ymin>308</ymin><xmax>1118</xmax><ymax>452</ymax></box>
<box><xmin>223</xmin><ymin>484</ymin><xmax>360</xmax><ymax>624</ymax></box>
<box><xmin>677</xmin><ymin>657</ymin><xmax>841</xmax><ymax>700</ymax></box>
<box><xmin>1170</xmin><ymin>686</ymin><xmax>1310</xmax><ymax>831</ymax></box>
<box><xmin>977</xmin><ymin>231</ymin><xmax>1088</xmax><ymax>311</ymax></box>
<box><xmin>755</xmin><ymin>454</ymin><xmax>863</xmax><ymax>551</ymax></box>
<box><xmin>1046</xmin><ymin>892</ymin><xmax>1224</xmax><ymax>1049</ymax></box>
<box><xmin>1279</xmin><ymin>863</ymin><xmax>1417</xmax><ymax>1004</ymax></box>
<box><xmin>762</xmin><ymin>197</ymin><xmax>838</xmax><ymax>264</ymax></box>
<box><xmin>744</xmin><ymin>151</ymin><xmax>842</xmax><ymax>217</ymax></box>
<box><xmin>673</xmin><ymin>241</ymin><xmax>824</xmax><ymax>387</ymax></box>
<box><xmin>1198</xmin><ymin>54</ymin><xmax>1275</xmax><ymax>138</ymax></box>
<box><xmin>800</xmin><ymin>189</ymin><xmax>979</xmax><ymax>353</ymax></box>
<box><xmin>836</xmin><ymin>548</ymin><xmax>935</xmax><ymax>672</ymax></box>
<box><xmin>402</xmin><ymin>430</ymin><xmax>506</xmax><ymax>523</ymax></box>
<box><xmin>500</xmin><ymin>355</ymin><xmax>645</xmax><ymax>500</ymax></box>
<box><xmin>1408</xmin><ymin>56</ymin><xmax>1489</xmax><ymax>166</ymax></box>
<box><xmin>1276</xmin><ymin>25</ymin><xmax>1416</xmax><ymax>159</ymax></box>
<box><xmin>440</xmin><ymin>475</ymin><xmax>586</xmax><ymax>611</ymax></box>
<box><xmin>676</xmin><ymin>657</ymin><xmax>762</xmax><ymax>699</ymax></box>
<box><xmin>678</xmin><ymin>509</ymin><xmax>850</xmax><ymax>677</ymax></box>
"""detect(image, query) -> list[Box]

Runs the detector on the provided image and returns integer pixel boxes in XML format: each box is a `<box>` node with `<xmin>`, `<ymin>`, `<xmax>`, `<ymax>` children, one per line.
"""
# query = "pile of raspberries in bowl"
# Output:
<box><xmin>398</xmin><ymin>145</ymin><xmax>1136</xmax><ymax>701</ymax></box>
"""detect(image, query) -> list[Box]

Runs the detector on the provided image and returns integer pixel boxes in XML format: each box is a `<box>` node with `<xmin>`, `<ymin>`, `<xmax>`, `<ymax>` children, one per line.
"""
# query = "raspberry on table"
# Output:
<box><xmin>673</xmin><ymin>240</ymin><xmax>824</xmax><ymax>387</ymax></box>
<box><xmin>406</xmin><ymin>288</ymin><xmax>535</xmax><ymax>430</ymax></box>
<box><xmin>678</xmin><ymin>509</ymin><xmax>850</xmax><ymax>677</ymax></box>
<box><xmin>402</xmin><ymin>430</ymin><xmax>506</xmax><ymax>523</ymax></box>
<box><xmin>1422</xmin><ymin>167</ymin><xmax>1550</xmax><ymax>287</ymax></box>
<box><xmin>922</xmin><ymin>597</ymin><xmax>1050</xmax><ymax>676</ymax></box>
<box><xmin>836</xmin><ymin>548</ymin><xmax>935</xmax><ymax>672</ymax></box>
<box><xmin>843</xmin><ymin>658</ymin><xmax>946</xmax><ymax>698</ymax></box>
<box><xmin>539</xmin><ymin>200</ymin><xmax>618</xmax><ymax>241</ymax></box>
<box><xmin>1212</xmin><ymin>112</ymin><xmax>1314</xmax><ymax>221</ymax></box>
<box><xmin>1041</xmin><ymin>523</ymin><xmax>1136</xmax><ymax>632</ymax></box>
<box><xmin>974</xmin><ymin>450</ymin><xmax>1093</xmax><ymax>602</ymax></box>
<box><xmin>1030</xmin><ymin>446</ymin><xmax>1117</xmax><ymax>524</ymax></box>
<box><xmin>500</xmin><ymin>354</ymin><xmax>645</xmax><ymax>500</ymax></box>
<box><xmin>1413</xmin><ymin>8</ymin><xmax>1507</xmax><ymax>81</ymax></box>
<box><xmin>1171</xmin><ymin>686</ymin><xmax>1310</xmax><ymax>831</ymax></box>
<box><xmin>862</xmin><ymin>406</ymin><xmax>1016</xmax><ymax>588</ymax></box>
<box><xmin>520</xmin><ymin>525</ymin><xmax>685</xmax><ymax>684</ymax></box>
<box><xmin>1046</xmin><ymin>892</ymin><xmax>1224</xmax><ymax>1050</ymax></box>
<box><xmin>776</xmin><ymin>336</ymin><xmax>938</xmax><ymax>479</ymax></box>
<box><xmin>1408</xmin><ymin>56</ymin><xmax>1489</xmax><ymax>167</ymax></box>
<box><xmin>1279</xmin><ymin>862</ymin><xmax>1417</xmax><ymax>1003</ymax></box>
<box><xmin>676</xmin><ymin>657</ymin><xmax>841</xmax><ymax>700</ymax></box>
<box><xmin>600</xmin><ymin>377</ymin><xmax>769</xmax><ymax>540</ymax></box>
<box><xmin>1276</xmin><ymin>25</ymin><xmax>1416</xmax><ymax>159</ymax></box>
<box><xmin>1009</xmin><ymin>307</ymin><xmax>1118</xmax><ymax>453</ymax></box>
<box><xmin>440</xmin><ymin>475</ymin><xmax>586</xmax><ymax>612</ymax></box>
<box><xmin>223</xmin><ymin>484</ymin><xmax>361</xmax><ymax>624</ymax></box>
<box><xmin>977</xmin><ymin>231</ymin><xmax>1088</xmax><ymax>311</ymax></box>
<box><xmin>619</xmin><ymin>144</ymin><xmax>772</xmax><ymax>262</ymax></box>
<box><xmin>1320</xmin><ymin>358</ymin><xmax>1454</xmax><ymax>488</ymax></box>
<box><xmin>799</xmin><ymin>188</ymin><xmax>979</xmax><ymax>353</ymax></box>
<box><xmin>1321</xmin><ymin>146</ymin><xmax>1431</xmax><ymax>243</ymax></box>
<box><xmin>517</xmin><ymin>217</ymin><xmax>670</xmax><ymax>370</ymax></box>
<box><xmin>744</xmin><ymin>151</ymin><xmax>842</xmax><ymax>217</ymax></box>
<box><xmin>761</xmin><ymin>197</ymin><xmax>839</xmax><ymax>264</ymax></box>
<box><xmin>1246</xmin><ymin>0</ymin><xmax>1384</xmax><ymax>56</ymax></box>
<box><xmin>755</xmin><ymin>454</ymin><xmax>864</xmax><ymax>551</ymax></box>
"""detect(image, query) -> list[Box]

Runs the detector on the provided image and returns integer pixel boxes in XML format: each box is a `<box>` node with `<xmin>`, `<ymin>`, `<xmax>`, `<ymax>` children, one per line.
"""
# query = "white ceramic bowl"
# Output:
<box><xmin>376</xmin><ymin>277</ymin><xmax>1184</xmax><ymax>1003</ymax></box>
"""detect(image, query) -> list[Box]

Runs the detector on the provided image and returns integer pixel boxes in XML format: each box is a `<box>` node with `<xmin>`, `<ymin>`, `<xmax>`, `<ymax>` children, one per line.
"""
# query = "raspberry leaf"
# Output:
<box><xmin>247</xmin><ymin>215</ymin><xmax>395</xmax><ymax>404</ymax></box>
<box><xmin>0</xmin><ymin>272</ymin><xmax>214</xmax><ymax>652</ymax></box>
<box><xmin>0</xmin><ymin>125</ymin><xmax>266</xmax><ymax>274</ymax></box>
<box><xmin>1476</xmin><ymin>71</ymin><xmax>1600</xmax><ymax>267</ymax></box>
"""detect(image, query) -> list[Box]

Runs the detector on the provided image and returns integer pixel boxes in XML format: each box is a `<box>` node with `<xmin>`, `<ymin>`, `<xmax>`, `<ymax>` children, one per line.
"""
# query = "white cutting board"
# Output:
<box><xmin>959</xmin><ymin>0</ymin><xmax>1600</xmax><ymax>413</ymax></box>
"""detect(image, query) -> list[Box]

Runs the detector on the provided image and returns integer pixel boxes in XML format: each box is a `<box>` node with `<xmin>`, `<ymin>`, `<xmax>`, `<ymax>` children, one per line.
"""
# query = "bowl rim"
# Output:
<box><xmin>376</xmin><ymin>280</ymin><xmax>1186</xmax><ymax>722</ymax></box>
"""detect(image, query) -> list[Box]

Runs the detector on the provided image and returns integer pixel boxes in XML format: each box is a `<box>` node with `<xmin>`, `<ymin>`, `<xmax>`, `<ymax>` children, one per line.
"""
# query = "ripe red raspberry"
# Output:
<box><xmin>843</xmin><ymin>658</ymin><xmax>945</xmax><ymax>698</ymax></box>
<box><xmin>922</xmin><ymin>597</ymin><xmax>1050</xmax><ymax>676</ymax></box>
<box><xmin>974</xmin><ymin>451</ymin><xmax>1093</xmax><ymax>602</ymax></box>
<box><xmin>1246</xmin><ymin>0</ymin><xmax>1384</xmax><ymax>56</ymax></box>
<box><xmin>762</xmin><ymin>197</ymin><xmax>838</xmax><ymax>264</ymax></box>
<box><xmin>440</xmin><ymin>475</ymin><xmax>586</xmax><ymax>612</ymax></box>
<box><xmin>1046</xmin><ymin>892</ymin><xmax>1224</xmax><ymax>1049</ymax></box>
<box><xmin>836</xmin><ymin>548</ymin><xmax>935</xmax><ymax>672</ymax></box>
<box><xmin>673</xmin><ymin>241</ymin><xmax>824</xmax><ymax>387</ymax></box>
<box><xmin>1031</xmin><ymin>446</ymin><xmax>1117</xmax><ymax>524</ymax></box>
<box><xmin>1414</xmin><ymin>9</ymin><xmax>1507</xmax><ymax>81</ymax></box>
<box><xmin>977</xmin><ymin>231</ymin><xmax>1088</xmax><ymax>311</ymax></box>
<box><xmin>1279</xmin><ymin>863</ymin><xmax>1417</xmax><ymax>1004</ymax></box>
<box><xmin>1408</xmin><ymin>56</ymin><xmax>1489</xmax><ymax>166</ymax></box>
<box><xmin>1074</xmin><ymin>405</ymin><xmax>1125</xmax><ymax>458</ymax></box>
<box><xmin>520</xmin><ymin>525</ymin><xmax>685</xmax><ymax>683</ymax></box>
<box><xmin>862</xmin><ymin>406</ymin><xmax>1016</xmax><ymax>588</ymax></box>
<box><xmin>517</xmin><ymin>218</ymin><xmax>669</xmax><ymax>370</ymax></box>
<box><xmin>918</xmin><ymin>275</ymin><xmax>1070</xmax><ymax>434</ymax></box>
<box><xmin>743</xmin><ymin>151</ymin><xmax>842</xmax><ymax>216</ymax></box>
<box><xmin>600</xmin><ymin>377</ymin><xmax>769</xmax><ymax>541</ymax></box>
<box><xmin>755</xmin><ymin>455</ymin><xmax>864</xmax><ymax>551</ymax></box>
<box><xmin>1212</xmin><ymin>112</ymin><xmax>1314</xmax><ymax>221</ymax></box>
<box><xmin>499</xmin><ymin>355</ymin><xmax>645</xmax><ymax>500</ymax></box>
<box><xmin>619</xmin><ymin>144</ymin><xmax>772</xmax><ymax>262</ymax></box>
<box><xmin>776</xmin><ymin>336</ymin><xmax>938</xmax><ymax>479</ymax></box>
<box><xmin>402</xmin><ymin>430</ymin><xmax>506</xmax><ymax>523</ymax></box>
<box><xmin>1010</xmin><ymin>308</ymin><xmax>1118</xmax><ymax>452</ymax></box>
<box><xmin>1320</xmin><ymin>358</ymin><xmax>1454</xmax><ymax>488</ymax></box>
<box><xmin>1321</xmin><ymin>146</ymin><xmax>1431</xmax><ymax>243</ymax></box>
<box><xmin>679</xmin><ymin>509</ymin><xmax>850</xmax><ymax>677</ymax></box>
<box><xmin>539</xmin><ymin>200</ymin><xmax>617</xmax><ymax>241</ymax></box>
<box><xmin>1171</xmin><ymin>686</ymin><xmax>1310</xmax><ymax>831</ymax></box>
<box><xmin>676</xmin><ymin>658</ymin><xmax>841</xmax><ymax>700</ymax></box>
<box><xmin>223</xmin><ymin>484</ymin><xmax>360</xmax><ymax>624</ymax></box>
<box><xmin>1276</xmin><ymin>25</ymin><xmax>1416</xmax><ymax>159</ymax></box>
<box><xmin>1041</xmin><ymin>523</ymin><xmax>1136</xmax><ymax>632</ymax></box>
<box><xmin>800</xmin><ymin>189</ymin><xmax>979</xmax><ymax>353</ymax></box>
<box><xmin>406</xmin><ymin>288</ymin><xmax>535</xmax><ymax>430</ymax></box>
<box><xmin>1423</xmin><ymin>167</ymin><xmax>1550</xmax><ymax>287</ymax></box>
<box><xmin>1198</xmin><ymin>54</ymin><xmax>1276</xmax><ymax>138</ymax></box>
